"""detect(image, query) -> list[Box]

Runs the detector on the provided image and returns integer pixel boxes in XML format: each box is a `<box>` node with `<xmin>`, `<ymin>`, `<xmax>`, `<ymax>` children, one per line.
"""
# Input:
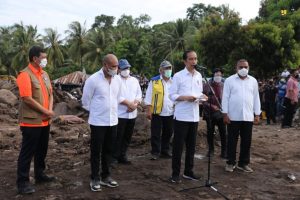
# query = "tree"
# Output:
<box><xmin>43</xmin><ymin>28</ymin><xmax>64</xmax><ymax>69</ymax></box>
<box><xmin>65</xmin><ymin>21</ymin><xmax>88</xmax><ymax>69</ymax></box>
<box><xmin>11</xmin><ymin>23</ymin><xmax>41</xmax><ymax>75</ymax></box>
<box><xmin>92</xmin><ymin>14</ymin><xmax>115</xmax><ymax>29</ymax></box>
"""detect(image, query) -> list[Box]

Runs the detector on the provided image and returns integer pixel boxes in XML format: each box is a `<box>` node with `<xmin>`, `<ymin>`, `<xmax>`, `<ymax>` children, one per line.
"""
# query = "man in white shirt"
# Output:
<box><xmin>144</xmin><ymin>60</ymin><xmax>174</xmax><ymax>160</ymax></box>
<box><xmin>168</xmin><ymin>50</ymin><xmax>207</xmax><ymax>183</ymax></box>
<box><xmin>82</xmin><ymin>54</ymin><xmax>123</xmax><ymax>192</ymax></box>
<box><xmin>222</xmin><ymin>59</ymin><xmax>261</xmax><ymax>173</ymax></box>
<box><xmin>113</xmin><ymin>59</ymin><xmax>142</xmax><ymax>164</ymax></box>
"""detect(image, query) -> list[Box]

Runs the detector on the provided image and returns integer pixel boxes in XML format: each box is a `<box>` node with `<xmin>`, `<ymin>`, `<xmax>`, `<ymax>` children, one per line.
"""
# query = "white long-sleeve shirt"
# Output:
<box><xmin>118</xmin><ymin>75</ymin><xmax>142</xmax><ymax>119</ymax></box>
<box><xmin>144</xmin><ymin>75</ymin><xmax>174</xmax><ymax>116</ymax></box>
<box><xmin>169</xmin><ymin>68</ymin><xmax>203</xmax><ymax>122</ymax></box>
<box><xmin>222</xmin><ymin>74</ymin><xmax>261</xmax><ymax>122</ymax></box>
<box><xmin>82</xmin><ymin>68</ymin><xmax>124</xmax><ymax>126</ymax></box>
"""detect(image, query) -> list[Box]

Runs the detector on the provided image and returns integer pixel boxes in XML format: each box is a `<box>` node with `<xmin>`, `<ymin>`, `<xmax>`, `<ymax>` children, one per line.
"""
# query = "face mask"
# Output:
<box><xmin>107</xmin><ymin>68</ymin><xmax>118</xmax><ymax>77</ymax></box>
<box><xmin>295</xmin><ymin>74</ymin><xmax>299</xmax><ymax>79</ymax></box>
<box><xmin>164</xmin><ymin>69</ymin><xmax>172</xmax><ymax>78</ymax></box>
<box><xmin>39</xmin><ymin>58</ymin><xmax>47</xmax><ymax>68</ymax></box>
<box><xmin>213</xmin><ymin>76</ymin><xmax>222</xmax><ymax>83</ymax></box>
<box><xmin>238</xmin><ymin>68</ymin><xmax>248</xmax><ymax>77</ymax></box>
<box><xmin>120</xmin><ymin>69</ymin><xmax>130</xmax><ymax>77</ymax></box>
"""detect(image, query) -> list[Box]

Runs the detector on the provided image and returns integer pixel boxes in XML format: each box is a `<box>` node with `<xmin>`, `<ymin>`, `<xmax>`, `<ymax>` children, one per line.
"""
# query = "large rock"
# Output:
<box><xmin>0</xmin><ymin>89</ymin><xmax>17</xmax><ymax>106</ymax></box>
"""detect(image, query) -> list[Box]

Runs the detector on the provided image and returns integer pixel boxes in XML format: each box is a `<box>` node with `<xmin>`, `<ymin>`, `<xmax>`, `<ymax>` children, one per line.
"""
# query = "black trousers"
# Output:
<box><xmin>172</xmin><ymin>120</ymin><xmax>198</xmax><ymax>177</ymax></box>
<box><xmin>150</xmin><ymin>115</ymin><xmax>173</xmax><ymax>155</ymax></box>
<box><xmin>226</xmin><ymin>121</ymin><xmax>253</xmax><ymax>166</ymax></box>
<box><xmin>90</xmin><ymin>125</ymin><xmax>117</xmax><ymax>180</ymax></box>
<box><xmin>205</xmin><ymin>117</ymin><xmax>227</xmax><ymax>156</ymax></box>
<box><xmin>282</xmin><ymin>98</ymin><xmax>297</xmax><ymax>127</ymax></box>
<box><xmin>113</xmin><ymin>118</ymin><xmax>136</xmax><ymax>160</ymax></box>
<box><xmin>17</xmin><ymin>125</ymin><xmax>50</xmax><ymax>186</ymax></box>
<box><xmin>265</xmin><ymin>101</ymin><xmax>276</xmax><ymax>124</ymax></box>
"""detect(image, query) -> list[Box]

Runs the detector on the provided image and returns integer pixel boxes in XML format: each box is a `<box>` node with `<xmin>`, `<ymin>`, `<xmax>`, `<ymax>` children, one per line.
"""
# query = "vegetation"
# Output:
<box><xmin>0</xmin><ymin>1</ymin><xmax>299</xmax><ymax>79</ymax></box>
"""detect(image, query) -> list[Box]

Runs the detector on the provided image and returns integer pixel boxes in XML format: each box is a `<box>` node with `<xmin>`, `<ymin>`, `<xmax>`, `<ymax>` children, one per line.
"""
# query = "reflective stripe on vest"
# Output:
<box><xmin>151</xmin><ymin>79</ymin><xmax>164</xmax><ymax>114</ymax></box>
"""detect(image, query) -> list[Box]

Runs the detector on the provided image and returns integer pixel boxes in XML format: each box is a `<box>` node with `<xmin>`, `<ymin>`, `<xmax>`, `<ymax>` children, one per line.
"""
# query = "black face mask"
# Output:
<box><xmin>295</xmin><ymin>74</ymin><xmax>299</xmax><ymax>79</ymax></box>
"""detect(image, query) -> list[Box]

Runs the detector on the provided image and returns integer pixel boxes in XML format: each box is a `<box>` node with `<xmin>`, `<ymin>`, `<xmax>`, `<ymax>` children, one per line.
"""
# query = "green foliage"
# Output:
<box><xmin>0</xmin><ymin>2</ymin><xmax>299</xmax><ymax>80</ymax></box>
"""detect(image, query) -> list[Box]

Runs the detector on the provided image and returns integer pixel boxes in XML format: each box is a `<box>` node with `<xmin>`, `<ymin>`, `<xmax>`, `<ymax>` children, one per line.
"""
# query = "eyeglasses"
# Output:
<box><xmin>238</xmin><ymin>66</ymin><xmax>249</xmax><ymax>69</ymax></box>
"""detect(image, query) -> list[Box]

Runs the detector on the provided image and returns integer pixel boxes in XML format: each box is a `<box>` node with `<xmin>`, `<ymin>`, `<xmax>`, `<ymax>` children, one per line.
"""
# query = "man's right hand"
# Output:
<box><xmin>223</xmin><ymin>114</ymin><xmax>231</xmax><ymax>125</ymax></box>
<box><xmin>185</xmin><ymin>96</ymin><xmax>197</xmax><ymax>102</ymax></box>
<box><xmin>45</xmin><ymin>110</ymin><xmax>55</xmax><ymax>118</ymax></box>
<box><xmin>146</xmin><ymin>110</ymin><xmax>152</xmax><ymax>120</ymax></box>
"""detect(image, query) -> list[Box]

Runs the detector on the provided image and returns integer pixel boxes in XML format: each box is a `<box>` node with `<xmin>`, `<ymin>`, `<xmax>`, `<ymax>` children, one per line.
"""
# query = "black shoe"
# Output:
<box><xmin>183</xmin><ymin>172</ymin><xmax>201</xmax><ymax>181</ymax></box>
<box><xmin>169</xmin><ymin>176</ymin><xmax>181</xmax><ymax>183</ymax></box>
<box><xmin>35</xmin><ymin>174</ymin><xmax>56</xmax><ymax>183</ymax></box>
<box><xmin>160</xmin><ymin>152</ymin><xmax>172</xmax><ymax>159</ymax></box>
<box><xmin>17</xmin><ymin>182</ymin><xmax>35</xmax><ymax>194</ymax></box>
<box><xmin>118</xmin><ymin>157</ymin><xmax>132</xmax><ymax>165</ymax></box>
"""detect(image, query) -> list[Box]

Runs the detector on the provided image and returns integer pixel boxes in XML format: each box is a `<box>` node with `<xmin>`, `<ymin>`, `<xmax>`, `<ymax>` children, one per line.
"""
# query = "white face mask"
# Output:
<box><xmin>213</xmin><ymin>76</ymin><xmax>222</xmax><ymax>83</ymax></box>
<box><xmin>238</xmin><ymin>68</ymin><xmax>249</xmax><ymax>77</ymax></box>
<box><xmin>107</xmin><ymin>68</ymin><xmax>118</xmax><ymax>77</ymax></box>
<box><xmin>120</xmin><ymin>69</ymin><xmax>130</xmax><ymax>77</ymax></box>
<box><xmin>39</xmin><ymin>58</ymin><xmax>47</xmax><ymax>68</ymax></box>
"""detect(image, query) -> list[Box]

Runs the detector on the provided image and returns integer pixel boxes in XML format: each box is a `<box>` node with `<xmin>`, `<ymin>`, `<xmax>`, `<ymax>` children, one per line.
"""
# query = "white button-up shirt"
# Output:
<box><xmin>118</xmin><ymin>75</ymin><xmax>142</xmax><ymax>119</ymax></box>
<box><xmin>169</xmin><ymin>68</ymin><xmax>203</xmax><ymax>122</ymax></box>
<box><xmin>82</xmin><ymin>68</ymin><xmax>124</xmax><ymax>126</ymax></box>
<box><xmin>144</xmin><ymin>75</ymin><xmax>174</xmax><ymax>116</ymax></box>
<box><xmin>222</xmin><ymin>74</ymin><xmax>261</xmax><ymax>122</ymax></box>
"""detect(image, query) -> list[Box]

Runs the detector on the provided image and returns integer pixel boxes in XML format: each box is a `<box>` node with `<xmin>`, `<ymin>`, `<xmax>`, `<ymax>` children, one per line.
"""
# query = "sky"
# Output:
<box><xmin>0</xmin><ymin>0</ymin><xmax>261</xmax><ymax>36</ymax></box>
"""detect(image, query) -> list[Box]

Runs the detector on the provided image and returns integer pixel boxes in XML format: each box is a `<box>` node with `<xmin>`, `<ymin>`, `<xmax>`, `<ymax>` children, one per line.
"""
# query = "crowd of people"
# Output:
<box><xmin>258</xmin><ymin>69</ymin><xmax>300</xmax><ymax>128</ymax></box>
<box><xmin>15</xmin><ymin>46</ymin><xmax>299</xmax><ymax>194</ymax></box>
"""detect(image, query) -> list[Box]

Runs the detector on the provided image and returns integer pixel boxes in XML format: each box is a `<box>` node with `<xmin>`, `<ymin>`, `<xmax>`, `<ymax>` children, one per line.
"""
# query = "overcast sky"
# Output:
<box><xmin>0</xmin><ymin>0</ymin><xmax>261</xmax><ymax>35</ymax></box>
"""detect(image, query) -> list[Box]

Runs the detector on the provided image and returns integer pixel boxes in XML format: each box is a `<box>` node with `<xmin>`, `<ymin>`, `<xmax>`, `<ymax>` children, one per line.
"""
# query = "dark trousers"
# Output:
<box><xmin>172</xmin><ymin>120</ymin><xmax>198</xmax><ymax>177</ymax></box>
<box><xmin>226</xmin><ymin>121</ymin><xmax>253</xmax><ymax>166</ymax></box>
<box><xmin>150</xmin><ymin>115</ymin><xmax>173</xmax><ymax>155</ymax></box>
<box><xmin>282</xmin><ymin>98</ymin><xmax>297</xmax><ymax>127</ymax></box>
<box><xmin>265</xmin><ymin>101</ymin><xmax>276</xmax><ymax>124</ymax></box>
<box><xmin>113</xmin><ymin>118</ymin><xmax>136</xmax><ymax>160</ymax></box>
<box><xmin>17</xmin><ymin>126</ymin><xmax>50</xmax><ymax>186</ymax></box>
<box><xmin>205</xmin><ymin>118</ymin><xmax>227</xmax><ymax>156</ymax></box>
<box><xmin>90</xmin><ymin>125</ymin><xmax>117</xmax><ymax>180</ymax></box>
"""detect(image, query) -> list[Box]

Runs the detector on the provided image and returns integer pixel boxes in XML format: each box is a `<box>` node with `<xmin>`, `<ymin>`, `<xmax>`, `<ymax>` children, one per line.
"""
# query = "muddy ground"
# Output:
<box><xmin>0</xmin><ymin>107</ymin><xmax>300</xmax><ymax>200</ymax></box>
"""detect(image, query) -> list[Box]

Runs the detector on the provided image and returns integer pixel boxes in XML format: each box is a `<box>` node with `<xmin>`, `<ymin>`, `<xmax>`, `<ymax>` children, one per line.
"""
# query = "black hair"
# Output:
<box><xmin>182</xmin><ymin>50</ymin><xmax>195</xmax><ymax>61</ymax></box>
<box><xmin>29</xmin><ymin>46</ymin><xmax>45</xmax><ymax>62</ymax></box>
<box><xmin>213</xmin><ymin>68</ymin><xmax>223</xmax><ymax>75</ymax></box>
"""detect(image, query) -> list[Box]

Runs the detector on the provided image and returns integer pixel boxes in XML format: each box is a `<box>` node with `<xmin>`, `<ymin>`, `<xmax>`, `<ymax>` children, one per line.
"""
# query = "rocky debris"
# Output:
<box><xmin>0</xmin><ymin>89</ymin><xmax>18</xmax><ymax>106</ymax></box>
<box><xmin>53</xmin><ymin>115</ymin><xmax>85</xmax><ymax>125</ymax></box>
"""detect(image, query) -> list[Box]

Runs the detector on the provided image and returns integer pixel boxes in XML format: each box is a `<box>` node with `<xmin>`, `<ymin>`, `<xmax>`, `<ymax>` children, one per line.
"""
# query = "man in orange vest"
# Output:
<box><xmin>16</xmin><ymin>46</ymin><xmax>55</xmax><ymax>194</ymax></box>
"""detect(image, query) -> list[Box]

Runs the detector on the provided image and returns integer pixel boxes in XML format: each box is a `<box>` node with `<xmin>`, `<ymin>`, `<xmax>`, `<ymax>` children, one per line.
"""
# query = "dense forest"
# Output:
<box><xmin>0</xmin><ymin>0</ymin><xmax>300</xmax><ymax>79</ymax></box>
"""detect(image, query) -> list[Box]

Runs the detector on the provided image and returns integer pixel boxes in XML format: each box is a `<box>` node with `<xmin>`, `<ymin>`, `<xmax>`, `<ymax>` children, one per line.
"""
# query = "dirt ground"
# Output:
<box><xmin>0</xmin><ymin>110</ymin><xmax>300</xmax><ymax>200</ymax></box>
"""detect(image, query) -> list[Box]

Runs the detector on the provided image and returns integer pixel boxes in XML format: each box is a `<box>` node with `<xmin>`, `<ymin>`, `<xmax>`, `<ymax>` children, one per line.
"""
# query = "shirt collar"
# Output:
<box><xmin>234</xmin><ymin>73</ymin><xmax>249</xmax><ymax>80</ymax></box>
<box><xmin>28</xmin><ymin>63</ymin><xmax>42</xmax><ymax>75</ymax></box>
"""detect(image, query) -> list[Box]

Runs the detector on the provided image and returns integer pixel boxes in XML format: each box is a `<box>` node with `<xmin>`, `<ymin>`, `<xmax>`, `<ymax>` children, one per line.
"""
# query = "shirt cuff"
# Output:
<box><xmin>170</xmin><ymin>94</ymin><xmax>180</xmax><ymax>101</ymax></box>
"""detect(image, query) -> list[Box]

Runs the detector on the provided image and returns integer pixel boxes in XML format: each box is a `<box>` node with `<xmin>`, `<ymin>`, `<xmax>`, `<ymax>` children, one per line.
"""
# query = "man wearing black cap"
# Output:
<box><xmin>144</xmin><ymin>60</ymin><xmax>174</xmax><ymax>160</ymax></box>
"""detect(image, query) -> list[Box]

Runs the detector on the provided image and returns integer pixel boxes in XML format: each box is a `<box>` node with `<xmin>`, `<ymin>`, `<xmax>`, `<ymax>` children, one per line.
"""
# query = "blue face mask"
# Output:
<box><xmin>164</xmin><ymin>69</ymin><xmax>172</xmax><ymax>78</ymax></box>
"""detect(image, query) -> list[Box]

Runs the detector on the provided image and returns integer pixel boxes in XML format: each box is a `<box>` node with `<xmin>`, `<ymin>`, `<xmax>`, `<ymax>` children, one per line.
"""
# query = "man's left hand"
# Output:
<box><xmin>254</xmin><ymin>115</ymin><xmax>260</xmax><ymax>125</ymax></box>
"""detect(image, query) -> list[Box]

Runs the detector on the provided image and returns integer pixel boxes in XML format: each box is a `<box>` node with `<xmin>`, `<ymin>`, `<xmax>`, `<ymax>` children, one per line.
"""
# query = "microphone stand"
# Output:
<box><xmin>179</xmin><ymin>66</ymin><xmax>230</xmax><ymax>200</ymax></box>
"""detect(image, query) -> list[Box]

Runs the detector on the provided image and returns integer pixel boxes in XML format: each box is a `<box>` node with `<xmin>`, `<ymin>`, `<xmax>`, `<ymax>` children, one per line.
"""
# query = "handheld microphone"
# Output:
<box><xmin>193</xmin><ymin>64</ymin><xmax>207</xmax><ymax>70</ymax></box>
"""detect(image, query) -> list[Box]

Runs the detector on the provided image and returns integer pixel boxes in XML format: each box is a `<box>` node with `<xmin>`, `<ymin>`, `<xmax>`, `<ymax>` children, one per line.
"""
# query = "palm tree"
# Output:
<box><xmin>65</xmin><ymin>21</ymin><xmax>88</xmax><ymax>69</ymax></box>
<box><xmin>43</xmin><ymin>28</ymin><xmax>64</xmax><ymax>69</ymax></box>
<box><xmin>83</xmin><ymin>28</ymin><xmax>115</xmax><ymax>72</ymax></box>
<box><xmin>154</xmin><ymin>19</ymin><xmax>191</xmax><ymax>60</ymax></box>
<box><xmin>11</xmin><ymin>22</ymin><xmax>41</xmax><ymax>75</ymax></box>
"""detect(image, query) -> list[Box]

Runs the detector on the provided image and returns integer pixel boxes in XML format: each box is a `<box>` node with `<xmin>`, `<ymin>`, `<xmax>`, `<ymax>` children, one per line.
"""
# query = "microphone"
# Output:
<box><xmin>193</xmin><ymin>64</ymin><xmax>207</xmax><ymax>70</ymax></box>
